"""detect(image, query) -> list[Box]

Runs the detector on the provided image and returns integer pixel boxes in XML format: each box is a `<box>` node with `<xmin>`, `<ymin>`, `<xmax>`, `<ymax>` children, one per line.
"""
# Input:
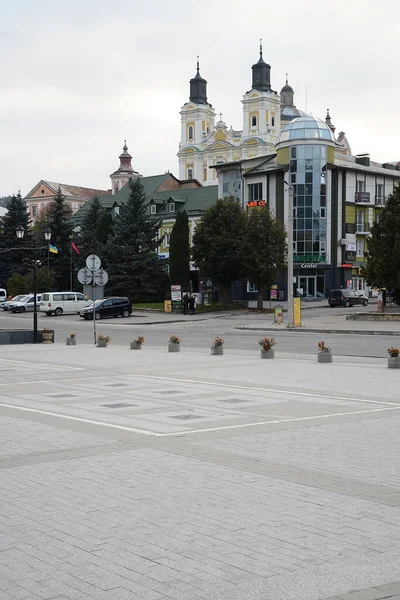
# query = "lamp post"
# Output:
<box><xmin>16</xmin><ymin>225</ymin><xmax>52</xmax><ymax>343</ymax></box>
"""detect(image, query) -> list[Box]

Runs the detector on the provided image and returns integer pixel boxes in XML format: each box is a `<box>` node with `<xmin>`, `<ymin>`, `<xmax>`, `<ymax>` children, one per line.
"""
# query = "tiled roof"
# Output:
<box><xmin>42</xmin><ymin>181</ymin><xmax>109</xmax><ymax>200</ymax></box>
<box><xmin>147</xmin><ymin>186</ymin><xmax>218</xmax><ymax>219</ymax></box>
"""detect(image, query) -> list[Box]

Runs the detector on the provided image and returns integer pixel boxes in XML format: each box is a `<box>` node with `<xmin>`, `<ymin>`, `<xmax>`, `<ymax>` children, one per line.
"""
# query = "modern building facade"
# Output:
<box><xmin>178</xmin><ymin>46</ymin><xmax>302</xmax><ymax>186</ymax></box>
<box><xmin>212</xmin><ymin>115</ymin><xmax>400</xmax><ymax>300</ymax></box>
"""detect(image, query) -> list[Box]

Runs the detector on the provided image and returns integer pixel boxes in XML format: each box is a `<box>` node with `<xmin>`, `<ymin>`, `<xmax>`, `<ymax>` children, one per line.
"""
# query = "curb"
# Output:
<box><xmin>235</xmin><ymin>326</ymin><xmax>400</xmax><ymax>336</ymax></box>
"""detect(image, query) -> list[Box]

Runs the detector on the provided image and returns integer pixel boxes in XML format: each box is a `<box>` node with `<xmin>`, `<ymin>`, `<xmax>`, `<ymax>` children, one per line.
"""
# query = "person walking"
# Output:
<box><xmin>189</xmin><ymin>295</ymin><xmax>196</xmax><ymax>315</ymax></box>
<box><xmin>182</xmin><ymin>293</ymin><xmax>189</xmax><ymax>315</ymax></box>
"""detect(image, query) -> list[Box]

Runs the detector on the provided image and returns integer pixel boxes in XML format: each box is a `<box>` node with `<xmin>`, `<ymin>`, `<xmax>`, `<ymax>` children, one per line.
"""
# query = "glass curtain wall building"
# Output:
<box><xmin>276</xmin><ymin>116</ymin><xmax>336</xmax><ymax>299</ymax></box>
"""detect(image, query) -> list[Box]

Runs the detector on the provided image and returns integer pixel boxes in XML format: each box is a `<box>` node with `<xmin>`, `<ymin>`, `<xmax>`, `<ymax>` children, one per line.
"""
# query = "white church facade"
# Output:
<box><xmin>177</xmin><ymin>44</ymin><xmax>303</xmax><ymax>186</ymax></box>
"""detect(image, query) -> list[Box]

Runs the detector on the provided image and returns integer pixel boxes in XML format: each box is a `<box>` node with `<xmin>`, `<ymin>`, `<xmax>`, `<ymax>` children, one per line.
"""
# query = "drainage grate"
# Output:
<box><xmin>220</xmin><ymin>398</ymin><xmax>249</xmax><ymax>404</ymax></box>
<box><xmin>104</xmin><ymin>383</ymin><xmax>130</xmax><ymax>388</ymax></box>
<box><xmin>51</xmin><ymin>394</ymin><xmax>76</xmax><ymax>398</ymax></box>
<box><xmin>169</xmin><ymin>414</ymin><xmax>202</xmax><ymax>420</ymax></box>
<box><xmin>101</xmin><ymin>403</ymin><xmax>137</xmax><ymax>409</ymax></box>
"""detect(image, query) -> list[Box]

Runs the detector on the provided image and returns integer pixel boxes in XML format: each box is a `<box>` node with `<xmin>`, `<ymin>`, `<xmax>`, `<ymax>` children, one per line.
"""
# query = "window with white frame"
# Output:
<box><xmin>150</xmin><ymin>204</ymin><xmax>156</xmax><ymax>215</ymax></box>
<box><xmin>169</xmin><ymin>203</ymin><xmax>175</xmax><ymax>213</ymax></box>
<box><xmin>114</xmin><ymin>206</ymin><xmax>119</xmax><ymax>216</ymax></box>
<box><xmin>247</xmin><ymin>281</ymin><xmax>258</xmax><ymax>293</ymax></box>
<box><xmin>32</xmin><ymin>205</ymin><xmax>37</xmax><ymax>218</ymax></box>
<box><xmin>248</xmin><ymin>183</ymin><xmax>263</xmax><ymax>202</ymax></box>
<box><xmin>356</xmin><ymin>238</ymin><xmax>364</xmax><ymax>256</ymax></box>
<box><xmin>356</xmin><ymin>179</ymin><xmax>365</xmax><ymax>192</ymax></box>
<box><xmin>163</xmin><ymin>229</ymin><xmax>172</xmax><ymax>248</ymax></box>
<box><xmin>376</xmin><ymin>183</ymin><xmax>384</xmax><ymax>203</ymax></box>
<box><xmin>356</xmin><ymin>210</ymin><xmax>364</xmax><ymax>231</ymax></box>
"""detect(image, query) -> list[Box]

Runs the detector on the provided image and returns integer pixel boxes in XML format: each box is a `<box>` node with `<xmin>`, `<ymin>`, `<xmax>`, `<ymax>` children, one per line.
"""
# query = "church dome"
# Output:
<box><xmin>276</xmin><ymin>116</ymin><xmax>336</xmax><ymax>144</ymax></box>
<box><xmin>280</xmin><ymin>83</ymin><xmax>294</xmax><ymax>94</ymax></box>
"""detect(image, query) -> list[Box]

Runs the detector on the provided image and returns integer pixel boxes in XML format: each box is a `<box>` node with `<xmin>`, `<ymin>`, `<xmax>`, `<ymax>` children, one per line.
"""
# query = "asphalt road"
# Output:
<box><xmin>0</xmin><ymin>304</ymin><xmax>394</xmax><ymax>358</ymax></box>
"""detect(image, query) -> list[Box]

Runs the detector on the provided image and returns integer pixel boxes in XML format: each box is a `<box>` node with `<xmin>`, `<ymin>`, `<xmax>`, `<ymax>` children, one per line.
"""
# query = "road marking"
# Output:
<box><xmin>0</xmin><ymin>358</ymin><xmax>85</xmax><ymax>371</ymax></box>
<box><xmin>0</xmin><ymin>402</ymin><xmax>399</xmax><ymax>439</ymax></box>
<box><xmin>136</xmin><ymin>374</ymin><xmax>399</xmax><ymax>406</ymax></box>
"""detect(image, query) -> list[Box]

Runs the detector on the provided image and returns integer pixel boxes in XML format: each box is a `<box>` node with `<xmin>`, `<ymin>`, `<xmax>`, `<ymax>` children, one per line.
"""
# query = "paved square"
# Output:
<box><xmin>1</xmin><ymin>344</ymin><xmax>400</xmax><ymax>600</ymax></box>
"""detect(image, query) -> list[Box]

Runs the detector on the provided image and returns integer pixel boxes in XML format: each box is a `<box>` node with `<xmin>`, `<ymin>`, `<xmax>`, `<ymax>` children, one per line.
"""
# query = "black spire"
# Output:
<box><xmin>251</xmin><ymin>39</ymin><xmax>271</xmax><ymax>92</ymax></box>
<box><xmin>189</xmin><ymin>56</ymin><xmax>208</xmax><ymax>105</ymax></box>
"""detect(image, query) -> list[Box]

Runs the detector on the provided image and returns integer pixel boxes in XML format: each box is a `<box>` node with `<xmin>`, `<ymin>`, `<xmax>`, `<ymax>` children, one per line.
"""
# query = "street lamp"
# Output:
<box><xmin>284</xmin><ymin>182</ymin><xmax>294</xmax><ymax>327</ymax></box>
<box><xmin>16</xmin><ymin>225</ymin><xmax>52</xmax><ymax>343</ymax></box>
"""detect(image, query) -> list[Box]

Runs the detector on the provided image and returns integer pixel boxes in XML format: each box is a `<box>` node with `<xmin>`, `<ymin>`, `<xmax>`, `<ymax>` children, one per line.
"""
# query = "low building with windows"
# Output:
<box><xmin>212</xmin><ymin>115</ymin><xmax>400</xmax><ymax>301</ymax></box>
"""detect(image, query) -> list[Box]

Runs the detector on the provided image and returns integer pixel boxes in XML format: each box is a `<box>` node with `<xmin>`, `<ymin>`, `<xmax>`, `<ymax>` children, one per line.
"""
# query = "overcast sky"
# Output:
<box><xmin>1</xmin><ymin>0</ymin><xmax>399</xmax><ymax>197</ymax></box>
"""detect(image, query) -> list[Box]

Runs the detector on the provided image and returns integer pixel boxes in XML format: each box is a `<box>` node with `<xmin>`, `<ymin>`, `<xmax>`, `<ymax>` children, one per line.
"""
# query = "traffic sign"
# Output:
<box><xmin>86</xmin><ymin>254</ymin><xmax>101</xmax><ymax>272</ymax></box>
<box><xmin>77</xmin><ymin>267</ymin><xmax>93</xmax><ymax>285</ymax></box>
<box><xmin>94</xmin><ymin>269</ymin><xmax>109</xmax><ymax>286</ymax></box>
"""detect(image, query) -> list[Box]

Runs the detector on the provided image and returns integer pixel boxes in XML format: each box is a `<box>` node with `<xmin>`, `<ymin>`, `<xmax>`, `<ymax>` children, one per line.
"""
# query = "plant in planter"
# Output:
<box><xmin>211</xmin><ymin>336</ymin><xmax>224</xmax><ymax>355</ymax></box>
<box><xmin>168</xmin><ymin>334</ymin><xmax>181</xmax><ymax>353</ymax></box>
<box><xmin>387</xmin><ymin>346</ymin><xmax>400</xmax><ymax>369</ymax></box>
<box><xmin>259</xmin><ymin>337</ymin><xmax>276</xmax><ymax>359</ymax></box>
<box><xmin>317</xmin><ymin>340</ymin><xmax>332</xmax><ymax>363</ymax></box>
<box><xmin>130</xmin><ymin>335</ymin><xmax>145</xmax><ymax>350</ymax></box>
<box><xmin>41</xmin><ymin>328</ymin><xmax>54</xmax><ymax>344</ymax></box>
<box><xmin>97</xmin><ymin>333</ymin><xmax>110</xmax><ymax>348</ymax></box>
<box><xmin>66</xmin><ymin>332</ymin><xmax>77</xmax><ymax>346</ymax></box>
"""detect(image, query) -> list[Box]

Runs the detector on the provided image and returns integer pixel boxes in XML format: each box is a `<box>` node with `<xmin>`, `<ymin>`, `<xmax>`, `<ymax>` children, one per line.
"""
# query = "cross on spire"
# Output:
<box><xmin>219</xmin><ymin>112</ymin><xmax>223</xmax><ymax>121</ymax></box>
<box><xmin>196</xmin><ymin>55</ymin><xmax>199</xmax><ymax>73</ymax></box>
<box><xmin>286</xmin><ymin>72</ymin><xmax>288</xmax><ymax>84</ymax></box>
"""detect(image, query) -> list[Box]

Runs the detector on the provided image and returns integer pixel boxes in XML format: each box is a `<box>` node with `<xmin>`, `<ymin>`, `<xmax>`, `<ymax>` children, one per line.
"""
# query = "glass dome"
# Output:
<box><xmin>276</xmin><ymin>116</ymin><xmax>336</xmax><ymax>144</ymax></box>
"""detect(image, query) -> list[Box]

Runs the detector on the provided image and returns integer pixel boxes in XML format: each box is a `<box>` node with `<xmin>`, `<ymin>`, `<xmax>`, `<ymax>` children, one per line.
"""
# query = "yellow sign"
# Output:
<box><xmin>293</xmin><ymin>297</ymin><xmax>301</xmax><ymax>327</ymax></box>
<box><xmin>164</xmin><ymin>300</ymin><xmax>172</xmax><ymax>313</ymax></box>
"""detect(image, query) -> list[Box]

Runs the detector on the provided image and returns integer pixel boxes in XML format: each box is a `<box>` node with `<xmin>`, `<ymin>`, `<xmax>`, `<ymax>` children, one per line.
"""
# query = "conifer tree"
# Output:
<box><xmin>46</xmin><ymin>188</ymin><xmax>73</xmax><ymax>290</ymax></box>
<box><xmin>106</xmin><ymin>179</ymin><xmax>169</xmax><ymax>301</ymax></box>
<box><xmin>169</xmin><ymin>210</ymin><xmax>190</xmax><ymax>290</ymax></box>
<box><xmin>0</xmin><ymin>192</ymin><xmax>33</xmax><ymax>286</ymax></box>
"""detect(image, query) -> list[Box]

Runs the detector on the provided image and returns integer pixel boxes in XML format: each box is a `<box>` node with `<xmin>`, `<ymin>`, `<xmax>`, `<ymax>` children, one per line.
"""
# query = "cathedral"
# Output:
<box><xmin>177</xmin><ymin>43</ymin><xmax>306</xmax><ymax>186</ymax></box>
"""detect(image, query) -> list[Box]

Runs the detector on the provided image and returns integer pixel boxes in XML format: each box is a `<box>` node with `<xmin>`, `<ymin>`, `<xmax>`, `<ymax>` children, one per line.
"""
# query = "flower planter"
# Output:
<box><xmin>318</xmin><ymin>352</ymin><xmax>332</xmax><ymax>363</ymax></box>
<box><xmin>168</xmin><ymin>343</ymin><xmax>180</xmax><ymax>353</ymax></box>
<box><xmin>66</xmin><ymin>337</ymin><xmax>76</xmax><ymax>346</ymax></box>
<box><xmin>97</xmin><ymin>339</ymin><xmax>108</xmax><ymax>348</ymax></box>
<box><xmin>130</xmin><ymin>342</ymin><xmax>142</xmax><ymax>350</ymax></box>
<box><xmin>211</xmin><ymin>346</ymin><xmax>223</xmax><ymax>356</ymax></box>
<box><xmin>41</xmin><ymin>331</ymin><xmax>54</xmax><ymax>344</ymax></box>
<box><xmin>388</xmin><ymin>356</ymin><xmax>400</xmax><ymax>369</ymax></box>
<box><xmin>260</xmin><ymin>349</ymin><xmax>274</xmax><ymax>359</ymax></box>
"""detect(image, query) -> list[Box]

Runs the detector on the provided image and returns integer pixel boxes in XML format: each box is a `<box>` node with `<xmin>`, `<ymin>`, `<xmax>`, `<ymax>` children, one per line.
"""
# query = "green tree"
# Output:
<box><xmin>6</xmin><ymin>272</ymin><xmax>26</xmax><ymax>296</ymax></box>
<box><xmin>365</xmin><ymin>185</ymin><xmax>400</xmax><ymax>304</ymax></box>
<box><xmin>96</xmin><ymin>211</ymin><xmax>113</xmax><ymax>245</ymax></box>
<box><xmin>0</xmin><ymin>192</ymin><xmax>33</xmax><ymax>286</ymax></box>
<box><xmin>243</xmin><ymin>207</ymin><xmax>287</xmax><ymax>309</ymax></box>
<box><xmin>169</xmin><ymin>210</ymin><xmax>190</xmax><ymax>289</ymax></box>
<box><xmin>106</xmin><ymin>179</ymin><xmax>169</xmax><ymax>301</ymax></box>
<box><xmin>46</xmin><ymin>188</ymin><xmax>73</xmax><ymax>290</ymax></box>
<box><xmin>192</xmin><ymin>198</ymin><xmax>247</xmax><ymax>303</ymax></box>
<box><xmin>79</xmin><ymin>197</ymin><xmax>105</xmax><ymax>258</ymax></box>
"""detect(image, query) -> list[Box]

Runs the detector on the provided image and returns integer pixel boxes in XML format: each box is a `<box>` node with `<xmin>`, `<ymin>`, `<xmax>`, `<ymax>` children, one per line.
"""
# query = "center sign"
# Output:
<box><xmin>247</xmin><ymin>200</ymin><xmax>266</xmax><ymax>207</ymax></box>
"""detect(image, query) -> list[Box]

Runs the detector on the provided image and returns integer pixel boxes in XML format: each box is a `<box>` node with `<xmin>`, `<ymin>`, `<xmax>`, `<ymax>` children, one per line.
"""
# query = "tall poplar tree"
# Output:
<box><xmin>169</xmin><ymin>209</ymin><xmax>190</xmax><ymax>289</ymax></box>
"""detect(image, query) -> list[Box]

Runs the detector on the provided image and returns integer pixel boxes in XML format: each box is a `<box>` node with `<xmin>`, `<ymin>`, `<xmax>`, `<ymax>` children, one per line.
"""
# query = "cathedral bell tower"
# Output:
<box><xmin>178</xmin><ymin>58</ymin><xmax>216</xmax><ymax>182</ymax></box>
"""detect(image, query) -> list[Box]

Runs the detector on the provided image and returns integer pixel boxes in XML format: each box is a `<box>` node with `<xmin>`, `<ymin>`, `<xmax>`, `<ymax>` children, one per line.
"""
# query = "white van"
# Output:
<box><xmin>0</xmin><ymin>288</ymin><xmax>7</xmax><ymax>304</ymax></box>
<box><xmin>40</xmin><ymin>292</ymin><xmax>90</xmax><ymax>316</ymax></box>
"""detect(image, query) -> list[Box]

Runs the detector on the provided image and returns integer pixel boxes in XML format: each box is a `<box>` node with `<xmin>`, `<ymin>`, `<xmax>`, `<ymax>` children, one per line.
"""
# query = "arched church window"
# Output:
<box><xmin>251</xmin><ymin>115</ymin><xmax>257</xmax><ymax>127</ymax></box>
<box><xmin>188</xmin><ymin>126</ymin><xmax>193</xmax><ymax>140</ymax></box>
<box><xmin>203</xmin><ymin>168</ymin><xmax>207</xmax><ymax>181</ymax></box>
<box><xmin>271</xmin><ymin>117</ymin><xmax>275</xmax><ymax>127</ymax></box>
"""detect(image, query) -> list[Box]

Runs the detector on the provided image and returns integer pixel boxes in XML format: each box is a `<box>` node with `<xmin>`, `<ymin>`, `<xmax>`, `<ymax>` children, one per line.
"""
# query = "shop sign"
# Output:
<box><xmin>345</xmin><ymin>233</ymin><xmax>356</xmax><ymax>251</ymax></box>
<box><xmin>341</xmin><ymin>263</ymin><xmax>353</xmax><ymax>268</ymax></box>
<box><xmin>170</xmin><ymin>284</ymin><xmax>182</xmax><ymax>312</ymax></box>
<box><xmin>270</xmin><ymin>285</ymin><xmax>278</xmax><ymax>300</ymax></box>
<box><xmin>294</xmin><ymin>253</ymin><xmax>325</xmax><ymax>263</ymax></box>
<box><xmin>247</xmin><ymin>200</ymin><xmax>266</xmax><ymax>207</ymax></box>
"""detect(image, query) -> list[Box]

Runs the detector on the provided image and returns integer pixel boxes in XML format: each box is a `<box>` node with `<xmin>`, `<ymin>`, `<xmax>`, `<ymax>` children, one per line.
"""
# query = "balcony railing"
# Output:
<box><xmin>356</xmin><ymin>223</ymin><xmax>370</xmax><ymax>234</ymax></box>
<box><xmin>355</xmin><ymin>192</ymin><xmax>370</xmax><ymax>203</ymax></box>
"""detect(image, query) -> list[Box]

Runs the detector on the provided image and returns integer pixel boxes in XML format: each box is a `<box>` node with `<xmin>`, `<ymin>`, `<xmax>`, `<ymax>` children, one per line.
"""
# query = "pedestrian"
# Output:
<box><xmin>189</xmin><ymin>295</ymin><xmax>196</xmax><ymax>315</ymax></box>
<box><xmin>182</xmin><ymin>293</ymin><xmax>189</xmax><ymax>315</ymax></box>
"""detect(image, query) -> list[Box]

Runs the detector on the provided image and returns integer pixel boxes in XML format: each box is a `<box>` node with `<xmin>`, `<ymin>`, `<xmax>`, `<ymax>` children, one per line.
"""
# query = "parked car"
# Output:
<box><xmin>0</xmin><ymin>288</ymin><xmax>7</xmax><ymax>305</ymax></box>
<box><xmin>80</xmin><ymin>297</ymin><xmax>132</xmax><ymax>320</ymax></box>
<box><xmin>328</xmin><ymin>289</ymin><xmax>368</xmax><ymax>308</ymax></box>
<box><xmin>10</xmin><ymin>294</ymin><xmax>41</xmax><ymax>313</ymax></box>
<box><xmin>2</xmin><ymin>294</ymin><xmax>25</xmax><ymax>310</ymax></box>
<box><xmin>40</xmin><ymin>292</ymin><xmax>91</xmax><ymax>316</ymax></box>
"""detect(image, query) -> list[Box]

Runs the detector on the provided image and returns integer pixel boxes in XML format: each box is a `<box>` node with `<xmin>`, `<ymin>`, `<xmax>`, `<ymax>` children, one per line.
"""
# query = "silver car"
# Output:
<box><xmin>10</xmin><ymin>294</ymin><xmax>41</xmax><ymax>313</ymax></box>
<box><xmin>2</xmin><ymin>294</ymin><xmax>25</xmax><ymax>311</ymax></box>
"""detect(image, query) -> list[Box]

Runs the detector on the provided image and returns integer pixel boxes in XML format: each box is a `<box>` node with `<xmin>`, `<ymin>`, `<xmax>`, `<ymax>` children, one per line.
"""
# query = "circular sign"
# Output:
<box><xmin>77</xmin><ymin>267</ymin><xmax>92</xmax><ymax>285</ymax></box>
<box><xmin>94</xmin><ymin>269</ymin><xmax>109</xmax><ymax>286</ymax></box>
<box><xmin>86</xmin><ymin>254</ymin><xmax>101</xmax><ymax>272</ymax></box>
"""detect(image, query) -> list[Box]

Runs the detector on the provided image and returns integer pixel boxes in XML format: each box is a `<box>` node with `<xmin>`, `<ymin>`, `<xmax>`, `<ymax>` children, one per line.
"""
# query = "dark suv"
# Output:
<box><xmin>328</xmin><ymin>289</ymin><xmax>368</xmax><ymax>308</ymax></box>
<box><xmin>80</xmin><ymin>297</ymin><xmax>132</xmax><ymax>320</ymax></box>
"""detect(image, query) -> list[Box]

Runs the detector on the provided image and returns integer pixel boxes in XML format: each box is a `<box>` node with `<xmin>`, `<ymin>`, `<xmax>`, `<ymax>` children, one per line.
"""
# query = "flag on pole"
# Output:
<box><xmin>49</xmin><ymin>244</ymin><xmax>58</xmax><ymax>254</ymax></box>
<box><xmin>71</xmin><ymin>240</ymin><xmax>80</xmax><ymax>255</ymax></box>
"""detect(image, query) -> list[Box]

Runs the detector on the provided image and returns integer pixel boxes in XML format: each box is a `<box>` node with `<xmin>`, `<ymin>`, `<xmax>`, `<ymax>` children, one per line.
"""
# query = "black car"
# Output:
<box><xmin>328</xmin><ymin>289</ymin><xmax>368</xmax><ymax>308</ymax></box>
<box><xmin>80</xmin><ymin>297</ymin><xmax>132</xmax><ymax>320</ymax></box>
